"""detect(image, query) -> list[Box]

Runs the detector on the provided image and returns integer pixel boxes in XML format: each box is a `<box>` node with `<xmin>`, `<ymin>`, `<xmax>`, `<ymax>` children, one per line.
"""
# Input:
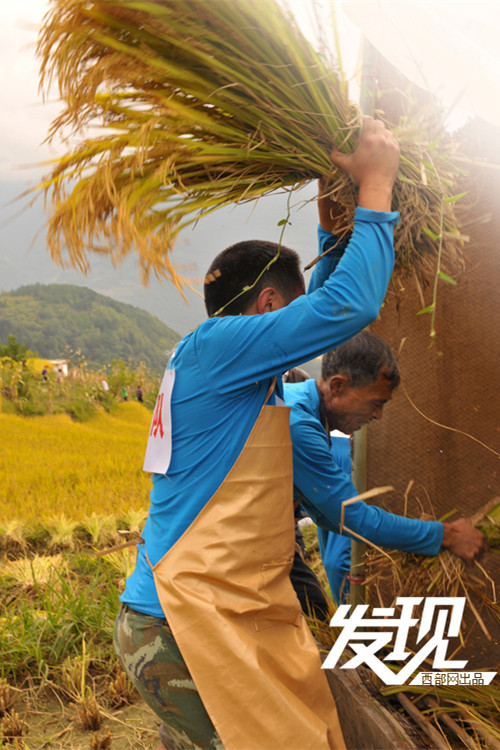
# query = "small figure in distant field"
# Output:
<box><xmin>56</xmin><ymin>367</ymin><xmax>64</xmax><ymax>383</ymax></box>
<box><xmin>121</xmin><ymin>385</ymin><xmax>128</xmax><ymax>401</ymax></box>
<box><xmin>136</xmin><ymin>384</ymin><xmax>144</xmax><ymax>403</ymax></box>
<box><xmin>42</xmin><ymin>365</ymin><xmax>49</xmax><ymax>382</ymax></box>
<box><xmin>101</xmin><ymin>377</ymin><xmax>109</xmax><ymax>392</ymax></box>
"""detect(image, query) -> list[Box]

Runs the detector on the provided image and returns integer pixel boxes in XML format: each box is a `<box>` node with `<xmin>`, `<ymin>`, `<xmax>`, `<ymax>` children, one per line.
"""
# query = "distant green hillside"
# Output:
<box><xmin>0</xmin><ymin>284</ymin><xmax>180</xmax><ymax>373</ymax></box>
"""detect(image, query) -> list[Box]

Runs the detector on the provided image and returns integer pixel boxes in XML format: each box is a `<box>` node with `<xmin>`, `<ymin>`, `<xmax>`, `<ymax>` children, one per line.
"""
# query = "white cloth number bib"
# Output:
<box><xmin>143</xmin><ymin>369</ymin><xmax>176</xmax><ymax>474</ymax></box>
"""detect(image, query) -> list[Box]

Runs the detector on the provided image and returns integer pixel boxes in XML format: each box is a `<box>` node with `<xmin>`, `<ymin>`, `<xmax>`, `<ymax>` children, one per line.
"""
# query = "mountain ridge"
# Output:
<box><xmin>0</xmin><ymin>283</ymin><xmax>181</xmax><ymax>373</ymax></box>
<box><xmin>0</xmin><ymin>177</ymin><xmax>319</xmax><ymax>335</ymax></box>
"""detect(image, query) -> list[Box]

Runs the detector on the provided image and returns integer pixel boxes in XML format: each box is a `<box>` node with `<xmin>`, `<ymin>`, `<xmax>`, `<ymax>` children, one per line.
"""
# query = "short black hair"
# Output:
<box><xmin>204</xmin><ymin>240</ymin><xmax>304</xmax><ymax>316</ymax></box>
<box><xmin>321</xmin><ymin>331</ymin><xmax>400</xmax><ymax>389</ymax></box>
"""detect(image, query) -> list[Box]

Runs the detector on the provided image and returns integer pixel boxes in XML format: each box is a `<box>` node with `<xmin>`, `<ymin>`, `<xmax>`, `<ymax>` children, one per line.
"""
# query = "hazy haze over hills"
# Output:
<box><xmin>0</xmin><ymin>283</ymin><xmax>180</xmax><ymax>373</ymax></box>
<box><xmin>1</xmin><ymin>178</ymin><xmax>319</xmax><ymax>337</ymax></box>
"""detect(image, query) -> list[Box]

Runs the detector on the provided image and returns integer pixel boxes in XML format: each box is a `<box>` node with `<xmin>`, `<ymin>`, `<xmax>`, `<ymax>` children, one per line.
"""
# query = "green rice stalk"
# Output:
<box><xmin>36</xmin><ymin>0</ymin><xmax>469</xmax><ymax>287</ymax></box>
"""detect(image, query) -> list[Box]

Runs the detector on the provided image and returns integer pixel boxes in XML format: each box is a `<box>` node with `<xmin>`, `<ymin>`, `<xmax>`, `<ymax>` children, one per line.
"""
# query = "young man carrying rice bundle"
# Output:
<box><xmin>114</xmin><ymin>117</ymin><xmax>413</xmax><ymax>750</ymax></box>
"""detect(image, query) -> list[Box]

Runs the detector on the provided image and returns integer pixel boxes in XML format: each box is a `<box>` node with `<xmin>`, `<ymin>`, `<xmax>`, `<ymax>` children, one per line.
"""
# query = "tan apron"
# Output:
<box><xmin>149</xmin><ymin>381</ymin><xmax>345</xmax><ymax>750</ymax></box>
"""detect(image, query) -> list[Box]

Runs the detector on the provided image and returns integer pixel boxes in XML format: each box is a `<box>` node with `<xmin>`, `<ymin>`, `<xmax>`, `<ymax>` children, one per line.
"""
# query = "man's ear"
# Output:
<box><xmin>256</xmin><ymin>287</ymin><xmax>279</xmax><ymax>314</ymax></box>
<box><xmin>329</xmin><ymin>374</ymin><xmax>349</xmax><ymax>397</ymax></box>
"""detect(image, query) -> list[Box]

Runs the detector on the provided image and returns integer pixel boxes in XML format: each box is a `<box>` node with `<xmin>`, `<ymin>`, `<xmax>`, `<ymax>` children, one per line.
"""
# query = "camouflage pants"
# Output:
<box><xmin>114</xmin><ymin>604</ymin><xmax>224</xmax><ymax>750</ymax></box>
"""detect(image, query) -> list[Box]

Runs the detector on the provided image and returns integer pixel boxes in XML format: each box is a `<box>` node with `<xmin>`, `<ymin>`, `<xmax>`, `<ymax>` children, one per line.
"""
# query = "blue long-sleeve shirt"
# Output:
<box><xmin>302</xmin><ymin>225</ymin><xmax>443</xmax><ymax>602</ymax></box>
<box><xmin>284</xmin><ymin>379</ymin><xmax>444</xmax><ymax>599</ymax></box>
<box><xmin>319</xmin><ymin>434</ymin><xmax>353</xmax><ymax>602</ymax></box>
<box><xmin>121</xmin><ymin>207</ymin><xmax>399</xmax><ymax>617</ymax></box>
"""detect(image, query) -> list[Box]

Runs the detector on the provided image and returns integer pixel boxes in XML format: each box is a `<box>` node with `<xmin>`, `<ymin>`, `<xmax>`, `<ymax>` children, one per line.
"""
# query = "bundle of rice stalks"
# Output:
<box><xmin>36</xmin><ymin>0</ymin><xmax>468</xmax><ymax>288</ymax></box>
<box><xmin>367</xmin><ymin>546</ymin><xmax>498</xmax><ymax>638</ymax></box>
<box><xmin>365</xmin><ymin>500</ymin><xmax>500</xmax><ymax>645</ymax></box>
<box><xmin>351</xmin><ymin>503</ymin><xmax>499</xmax><ymax>748</ymax></box>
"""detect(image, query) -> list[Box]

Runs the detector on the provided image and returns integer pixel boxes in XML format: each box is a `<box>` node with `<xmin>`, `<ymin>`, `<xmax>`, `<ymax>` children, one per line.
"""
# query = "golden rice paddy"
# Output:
<box><xmin>0</xmin><ymin>404</ymin><xmax>151</xmax><ymax>527</ymax></box>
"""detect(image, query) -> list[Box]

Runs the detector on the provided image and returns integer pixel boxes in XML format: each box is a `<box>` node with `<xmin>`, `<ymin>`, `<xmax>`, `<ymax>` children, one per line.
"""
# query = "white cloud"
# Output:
<box><xmin>0</xmin><ymin>1</ymin><xmax>59</xmax><ymax>179</ymax></box>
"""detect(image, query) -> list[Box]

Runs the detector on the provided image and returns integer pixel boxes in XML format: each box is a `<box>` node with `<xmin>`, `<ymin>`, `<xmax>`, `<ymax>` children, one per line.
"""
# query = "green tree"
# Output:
<box><xmin>0</xmin><ymin>285</ymin><xmax>179</xmax><ymax>373</ymax></box>
<box><xmin>0</xmin><ymin>334</ymin><xmax>37</xmax><ymax>362</ymax></box>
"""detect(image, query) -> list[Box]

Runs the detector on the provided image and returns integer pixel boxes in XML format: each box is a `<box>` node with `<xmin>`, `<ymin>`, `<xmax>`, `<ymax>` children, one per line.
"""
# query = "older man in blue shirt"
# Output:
<box><xmin>285</xmin><ymin>204</ymin><xmax>487</xmax><ymax>609</ymax></box>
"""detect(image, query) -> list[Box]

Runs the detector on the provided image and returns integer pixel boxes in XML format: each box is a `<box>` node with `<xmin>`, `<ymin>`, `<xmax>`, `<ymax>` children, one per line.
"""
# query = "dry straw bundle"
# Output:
<box><xmin>302</xmin><ymin>513</ymin><xmax>500</xmax><ymax>749</ymax></box>
<box><xmin>37</xmin><ymin>0</ymin><xmax>468</xmax><ymax>288</ymax></box>
<box><xmin>365</xmin><ymin>499</ymin><xmax>500</xmax><ymax>646</ymax></box>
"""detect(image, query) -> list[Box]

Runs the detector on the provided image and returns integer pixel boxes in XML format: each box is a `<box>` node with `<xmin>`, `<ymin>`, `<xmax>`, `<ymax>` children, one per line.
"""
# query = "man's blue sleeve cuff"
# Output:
<box><xmin>427</xmin><ymin>520</ymin><xmax>444</xmax><ymax>555</ymax></box>
<box><xmin>354</xmin><ymin>206</ymin><xmax>400</xmax><ymax>225</ymax></box>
